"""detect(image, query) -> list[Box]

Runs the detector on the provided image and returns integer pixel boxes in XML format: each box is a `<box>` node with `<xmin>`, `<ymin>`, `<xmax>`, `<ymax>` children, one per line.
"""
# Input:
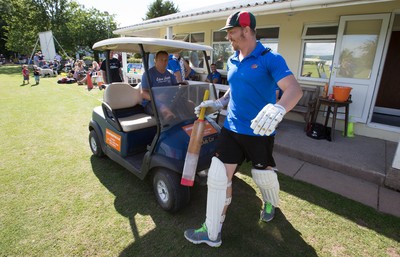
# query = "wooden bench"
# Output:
<box><xmin>290</xmin><ymin>85</ymin><xmax>320</xmax><ymax>129</ymax></box>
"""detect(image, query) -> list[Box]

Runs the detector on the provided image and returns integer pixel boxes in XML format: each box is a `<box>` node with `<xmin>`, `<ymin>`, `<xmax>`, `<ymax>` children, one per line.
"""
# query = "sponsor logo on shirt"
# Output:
<box><xmin>156</xmin><ymin>76</ymin><xmax>171</xmax><ymax>84</ymax></box>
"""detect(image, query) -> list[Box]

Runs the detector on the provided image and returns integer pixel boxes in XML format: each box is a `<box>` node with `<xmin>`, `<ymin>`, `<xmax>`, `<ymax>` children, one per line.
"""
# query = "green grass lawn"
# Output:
<box><xmin>0</xmin><ymin>65</ymin><xmax>399</xmax><ymax>256</ymax></box>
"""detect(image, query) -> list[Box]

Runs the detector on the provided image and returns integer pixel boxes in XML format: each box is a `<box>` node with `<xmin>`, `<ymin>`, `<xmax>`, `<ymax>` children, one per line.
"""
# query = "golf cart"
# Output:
<box><xmin>88</xmin><ymin>37</ymin><xmax>221</xmax><ymax>212</ymax></box>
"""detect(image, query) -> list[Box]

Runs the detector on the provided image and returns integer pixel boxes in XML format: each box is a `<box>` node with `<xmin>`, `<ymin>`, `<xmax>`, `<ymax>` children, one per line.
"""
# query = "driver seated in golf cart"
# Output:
<box><xmin>141</xmin><ymin>50</ymin><xmax>193</xmax><ymax>120</ymax></box>
<box><xmin>141</xmin><ymin>51</ymin><xmax>178</xmax><ymax>117</ymax></box>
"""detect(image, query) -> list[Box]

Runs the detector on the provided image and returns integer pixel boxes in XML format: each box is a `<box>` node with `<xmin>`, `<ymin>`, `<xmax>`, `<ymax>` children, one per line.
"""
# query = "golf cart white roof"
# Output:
<box><xmin>92</xmin><ymin>37</ymin><xmax>213</xmax><ymax>53</ymax></box>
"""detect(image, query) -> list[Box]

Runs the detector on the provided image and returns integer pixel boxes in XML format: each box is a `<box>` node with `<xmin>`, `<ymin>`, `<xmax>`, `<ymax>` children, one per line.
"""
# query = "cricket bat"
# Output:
<box><xmin>181</xmin><ymin>89</ymin><xmax>210</xmax><ymax>186</ymax></box>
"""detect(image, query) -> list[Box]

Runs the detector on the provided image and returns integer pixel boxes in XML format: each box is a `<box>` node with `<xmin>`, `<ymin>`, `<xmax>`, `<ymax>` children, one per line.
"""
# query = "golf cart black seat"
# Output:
<box><xmin>102</xmin><ymin>82</ymin><xmax>156</xmax><ymax>132</ymax></box>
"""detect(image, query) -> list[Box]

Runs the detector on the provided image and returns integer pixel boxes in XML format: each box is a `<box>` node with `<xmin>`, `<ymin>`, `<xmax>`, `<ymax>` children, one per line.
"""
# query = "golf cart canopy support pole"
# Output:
<box><xmin>105</xmin><ymin>50</ymin><xmax>111</xmax><ymax>84</ymax></box>
<box><xmin>139</xmin><ymin>43</ymin><xmax>161</xmax><ymax>155</ymax></box>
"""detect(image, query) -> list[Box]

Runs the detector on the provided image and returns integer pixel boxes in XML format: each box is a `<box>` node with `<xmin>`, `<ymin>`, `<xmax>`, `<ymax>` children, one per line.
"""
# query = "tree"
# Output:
<box><xmin>3</xmin><ymin>0</ymin><xmax>41</xmax><ymax>56</ymax></box>
<box><xmin>144</xmin><ymin>0</ymin><xmax>179</xmax><ymax>20</ymax></box>
<box><xmin>0</xmin><ymin>0</ymin><xmax>14</xmax><ymax>58</ymax></box>
<box><xmin>2</xmin><ymin>0</ymin><xmax>116</xmax><ymax>58</ymax></box>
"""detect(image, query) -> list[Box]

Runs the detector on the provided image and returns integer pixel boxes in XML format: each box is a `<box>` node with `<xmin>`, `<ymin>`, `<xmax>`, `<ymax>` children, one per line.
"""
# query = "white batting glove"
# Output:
<box><xmin>194</xmin><ymin>99</ymin><xmax>224</xmax><ymax>117</ymax></box>
<box><xmin>250</xmin><ymin>103</ymin><xmax>286</xmax><ymax>136</ymax></box>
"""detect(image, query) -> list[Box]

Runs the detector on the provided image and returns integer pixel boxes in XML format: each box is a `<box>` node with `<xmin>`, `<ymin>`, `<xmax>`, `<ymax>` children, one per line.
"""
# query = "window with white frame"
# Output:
<box><xmin>212</xmin><ymin>27</ymin><xmax>280</xmax><ymax>70</ymax></box>
<box><xmin>258</xmin><ymin>27</ymin><xmax>280</xmax><ymax>53</ymax></box>
<box><xmin>299</xmin><ymin>24</ymin><xmax>338</xmax><ymax>81</ymax></box>
<box><xmin>173</xmin><ymin>32</ymin><xmax>206</xmax><ymax>68</ymax></box>
<box><xmin>173</xmin><ymin>32</ymin><xmax>205</xmax><ymax>43</ymax></box>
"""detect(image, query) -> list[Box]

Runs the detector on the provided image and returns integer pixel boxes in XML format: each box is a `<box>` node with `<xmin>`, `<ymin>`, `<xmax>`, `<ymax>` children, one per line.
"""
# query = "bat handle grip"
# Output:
<box><xmin>199</xmin><ymin>90</ymin><xmax>210</xmax><ymax>120</ymax></box>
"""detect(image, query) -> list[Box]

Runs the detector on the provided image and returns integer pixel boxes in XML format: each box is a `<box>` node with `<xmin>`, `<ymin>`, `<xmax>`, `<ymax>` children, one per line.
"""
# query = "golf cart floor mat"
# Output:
<box><xmin>125</xmin><ymin>151</ymin><xmax>146</xmax><ymax>171</ymax></box>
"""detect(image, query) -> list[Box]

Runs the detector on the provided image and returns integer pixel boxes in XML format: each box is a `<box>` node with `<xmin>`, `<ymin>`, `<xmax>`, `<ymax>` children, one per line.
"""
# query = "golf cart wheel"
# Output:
<box><xmin>152</xmin><ymin>168</ymin><xmax>190</xmax><ymax>213</ymax></box>
<box><xmin>89</xmin><ymin>130</ymin><xmax>104</xmax><ymax>157</ymax></box>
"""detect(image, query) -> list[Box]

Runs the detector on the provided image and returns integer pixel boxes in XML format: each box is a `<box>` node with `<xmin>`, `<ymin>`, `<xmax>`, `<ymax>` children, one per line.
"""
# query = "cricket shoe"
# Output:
<box><xmin>184</xmin><ymin>223</ymin><xmax>221</xmax><ymax>247</ymax></box>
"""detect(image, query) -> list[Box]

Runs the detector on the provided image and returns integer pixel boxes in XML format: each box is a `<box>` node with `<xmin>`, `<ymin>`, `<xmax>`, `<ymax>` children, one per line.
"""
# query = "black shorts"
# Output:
<box><xmin>215</xmin><ymin>127</ymin><xmax>276</xmax><ymax>169</ymax></box>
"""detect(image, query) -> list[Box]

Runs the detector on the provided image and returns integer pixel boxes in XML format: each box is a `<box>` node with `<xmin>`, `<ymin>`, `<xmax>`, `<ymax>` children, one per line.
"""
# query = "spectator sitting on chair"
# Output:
<box><xmin>205</xmin><ymin>63</ymin><xmax>222</xmax><ymax>84</ymax></box>
<box><xmin>73</xmin><ymin>60</ymin><xmax>86</xmax><ymax>82</ymax></box>
<box><xmin>54</xmin><ymin>53</ymin><xmax>62</xmax><ymax>62</ymax></box>
<box><xmin>184</xmin><ymin>59</ymin><xmax>196</xmax><ymax>80</ymax></box>
<box><xmin>78</xmin><ymin>61</ymin><xmax>100</xmax><ymax>85</ymax></box>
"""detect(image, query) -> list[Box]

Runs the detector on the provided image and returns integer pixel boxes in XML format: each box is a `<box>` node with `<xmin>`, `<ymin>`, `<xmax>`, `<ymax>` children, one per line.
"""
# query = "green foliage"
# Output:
<box><xmin>3</xmin><ymin>0</ymin><xmax>40</xmax><ymax>54</ymax></box>
<box><xmin>127</xmin><ymin>56</ymin><xmax>142</xmax><ymax>63</ymax></box>
<box><xmin>82</xmin><ymin>55</ymin><xmax>93</xmax><ymax>61</ymax></box>
<box><xmin>0</xmin><ymin>0</ymin><xmax>13</xmax><ymax>56</ymax></box>
<box><xmin>2</xmin><ymin>0</ymin><xmax>117</xmax><ymax>57</ymax></box>
<box><xmin>145</xmin><ymin>0</ymin><xmax>179</xmax><ymax>20</ymax></box>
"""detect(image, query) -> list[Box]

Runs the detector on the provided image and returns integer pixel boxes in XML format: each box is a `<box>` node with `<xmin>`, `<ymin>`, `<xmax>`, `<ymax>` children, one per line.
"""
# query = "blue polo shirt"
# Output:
<box><xmin>207</xmin><ymin>71</ymin><xmax>222</xmax><ymax>84</ymax></box>
<box><xmin>167</xmin><ymin>55</ymin><xmax>181</xmax><ymax>74</ymax></box>
<box><xmin>225</xmin><ymin>41</ymin><xmax>293</xmax><ymax>136</ymax></box>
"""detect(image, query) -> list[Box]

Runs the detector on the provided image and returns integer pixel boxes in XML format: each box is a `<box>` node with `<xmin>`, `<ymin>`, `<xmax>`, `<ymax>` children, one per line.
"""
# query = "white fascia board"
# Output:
<box><xmin>114</xmin><ymin>0</ymin><xmax>394</xmax><ymax>36</ymax></box>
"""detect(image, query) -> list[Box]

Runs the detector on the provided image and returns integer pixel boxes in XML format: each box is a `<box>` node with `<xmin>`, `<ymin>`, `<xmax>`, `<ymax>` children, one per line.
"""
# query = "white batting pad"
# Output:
<box><xmin>251</xmin><ymin>169</ymin><xmax>280</xmax><ymax>206</ymax></box>
<box><xmin>206</xmin><ymin>157</ymin><xmax>228</xmax><ymax>241</ymax></box>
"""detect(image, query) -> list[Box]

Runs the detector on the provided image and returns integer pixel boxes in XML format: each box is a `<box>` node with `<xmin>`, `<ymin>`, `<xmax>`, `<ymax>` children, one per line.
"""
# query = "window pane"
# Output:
<box><xmin>338</xmin><ymin>20</ymin><xmax>381</xmax><ymax>79</ymax></box>
<box><xmin>306</xmin><ymin>26</ymin><xmax>338</xmax><ymax>36</ymax></box>
<box><xmin>180</xmin><ymin>50</ymin><xmax>206</xmax><ymax>68</ymax></box>
<box><xmin>261</xmin><ymin>42</ymin><xmax>278</xmax><ymax>52</ymax></box>
<box><xmin>257</xmin><ymin>27</ymin><xmax>279</xmax><ymax>40</ymax></box>
<box><xmin>212</xmin><ymin>43</ymin><xmax>234</xmax><ymax>70</ymax></box>
<box><xmin>213</xmin><ymin>31</ymin><xmax>228</xmax><ymax>42</ymax></box>
<box><xmin>300</xmin><ymin>42</ymin><xmax>335</xmax><ymax>79</ymax></box>
<box><xmin>173</xmin><ymin>33</ymin><xmax>189</xmax><ymax>42</ymax></box>
<box><xmin>191</xmin><ymin>33</ymin><xmax>204</xmax><ymax>43</ymax></box>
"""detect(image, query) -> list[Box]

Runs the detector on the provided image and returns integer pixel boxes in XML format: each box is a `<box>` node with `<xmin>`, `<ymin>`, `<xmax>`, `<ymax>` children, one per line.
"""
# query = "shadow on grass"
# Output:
<box><xmin>0</xmin><ymin>65</ymin><xmax>22</xmax><ymax>75</ymax></box>
<box><xmin>91</xmin><ymin>156</ymin><xmax>318</xmax><ymax>257</ymax></box>
<box><xmin>278</xmin><ymin>172</ymin><xmax>400</xmax><ymax>243</ymax></box>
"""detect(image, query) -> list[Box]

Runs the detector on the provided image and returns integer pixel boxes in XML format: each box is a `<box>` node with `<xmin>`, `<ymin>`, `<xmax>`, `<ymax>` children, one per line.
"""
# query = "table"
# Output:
<box><xmin>311</xmin><ymin>97</ymin><xmax>352</xmax><ymax>141</ymax></box>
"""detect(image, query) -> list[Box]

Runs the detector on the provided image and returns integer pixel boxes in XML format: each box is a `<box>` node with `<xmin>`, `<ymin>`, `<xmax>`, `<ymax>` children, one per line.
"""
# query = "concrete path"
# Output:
<box><xmin>274</xmin><ymin>120</ymin><xmax>400</xmax><ymax>217</ymax></box>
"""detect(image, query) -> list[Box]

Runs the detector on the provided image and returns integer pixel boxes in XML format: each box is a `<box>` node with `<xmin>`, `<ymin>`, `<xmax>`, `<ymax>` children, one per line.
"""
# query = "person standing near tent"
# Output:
<box><xmin>184</xmin><ymin>10</ymin><xmax>303</xmax><ymax>247</ymax></box>
<box><xmin>38</xmin><ymin>51</ymin><xmax>45</xmax><ymax>67</ymax></box>
<box><xmin>100</xmin><ymin>53</ymin><xmax>122</xmax><ymax>85</ymax></box>
<box><xmin>33</xmin><ymin>53</ymin><xmax>40</xmax><ymax>67</ymax></box>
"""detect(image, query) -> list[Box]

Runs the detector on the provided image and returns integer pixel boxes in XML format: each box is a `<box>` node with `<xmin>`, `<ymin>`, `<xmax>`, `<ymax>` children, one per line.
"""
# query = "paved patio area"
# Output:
<box><xmin>274</xmin><ymin>119</ymin><xmax>400</xmax><ymax>217</ymax></box>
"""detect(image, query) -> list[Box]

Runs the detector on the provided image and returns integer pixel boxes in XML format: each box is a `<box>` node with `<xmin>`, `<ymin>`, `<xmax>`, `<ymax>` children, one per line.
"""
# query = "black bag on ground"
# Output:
<box><xmin>306</xmin><ymin>122</ymin><xmax>331</xmax><ymax>141</ymax></box>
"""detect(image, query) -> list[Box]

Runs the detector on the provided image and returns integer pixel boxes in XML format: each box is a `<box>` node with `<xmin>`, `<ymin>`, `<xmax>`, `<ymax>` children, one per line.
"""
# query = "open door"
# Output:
<box><xmin>329</xmin><ymin>13</ymin><xmax>390</xmax><ymax>123</ymax></box>
<box><xmin>371</xmin><ymin>14</ymin><xmax>400</xmax><ymax>128</ymax></box>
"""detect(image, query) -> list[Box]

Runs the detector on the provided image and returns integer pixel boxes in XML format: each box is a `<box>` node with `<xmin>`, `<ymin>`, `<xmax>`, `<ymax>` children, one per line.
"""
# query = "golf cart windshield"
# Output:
<box><xmin>152</xmin><ymin>82</ymin><xmax>212</xmax><ymax>130</ymax></box>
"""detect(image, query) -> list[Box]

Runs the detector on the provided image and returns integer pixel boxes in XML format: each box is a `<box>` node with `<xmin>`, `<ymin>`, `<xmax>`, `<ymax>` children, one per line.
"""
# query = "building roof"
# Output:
<box><xmin>114</xmin><ymin>0</ymin><xmax>393</xmax><ymax>36</ymax></box>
